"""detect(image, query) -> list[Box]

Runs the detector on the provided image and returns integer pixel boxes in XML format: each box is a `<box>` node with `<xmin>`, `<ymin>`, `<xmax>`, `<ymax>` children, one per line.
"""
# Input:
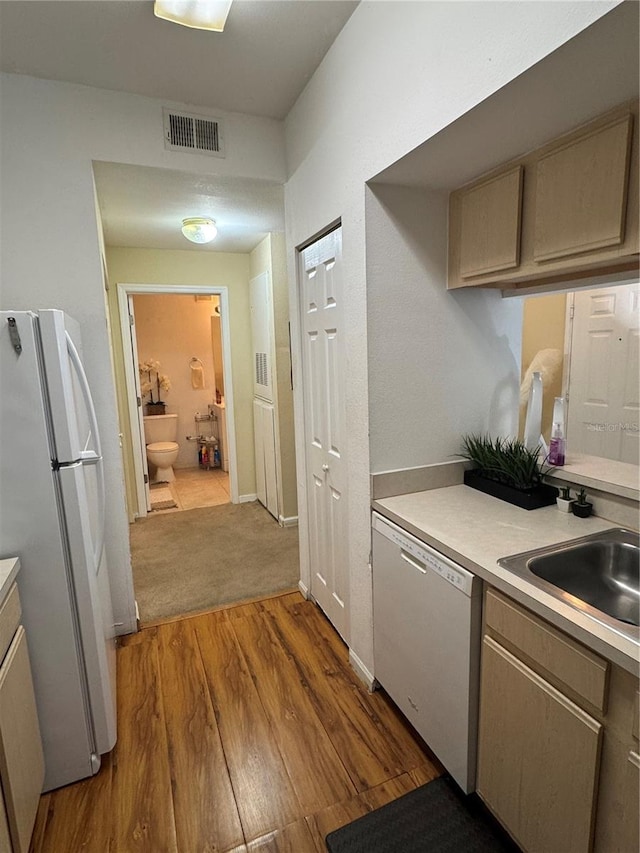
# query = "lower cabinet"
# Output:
<box><xmin>477</xmin><ymin>588</ymin><xmax>640</xmax><ymax>853</ymax></box>
<box><xmin>0</xmin><ymin>585</ymin><xmax>44</xmax><ymax>853</ymax></box>
<box><xmin>478</xmin><ymin>635</ymin><xmax>601</xmax><ymax>852</ymax></box>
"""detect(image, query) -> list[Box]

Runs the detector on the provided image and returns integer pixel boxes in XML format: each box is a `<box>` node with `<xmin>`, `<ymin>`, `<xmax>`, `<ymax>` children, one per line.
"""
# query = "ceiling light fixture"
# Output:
<box><xmin>154</xmin><ymin>0</ymin><xmax>233</xmax><ymax>32</ymax></box>
<box><xmin>181</xmin><ymin>217</ymin><xmax>217</xmax><ymax>244</ymax></box>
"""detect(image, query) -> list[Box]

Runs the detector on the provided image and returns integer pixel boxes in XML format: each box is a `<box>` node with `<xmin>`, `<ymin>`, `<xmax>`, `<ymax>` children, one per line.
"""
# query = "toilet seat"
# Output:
<box><xmin>147</xmin><ymin>441</ymin><xmax>178</xmax><ymax>452</ymax></box>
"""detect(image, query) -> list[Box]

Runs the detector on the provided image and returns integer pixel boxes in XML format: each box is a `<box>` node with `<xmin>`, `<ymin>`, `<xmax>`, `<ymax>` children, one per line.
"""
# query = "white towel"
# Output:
<box><xmin>190</xmin><ymin>360</ymin><xmax>205</xmax><ymax>389</ymax></box>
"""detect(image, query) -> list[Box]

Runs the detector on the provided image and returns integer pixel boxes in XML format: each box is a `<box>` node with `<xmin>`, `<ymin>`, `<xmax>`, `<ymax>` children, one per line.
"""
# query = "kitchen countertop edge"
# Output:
<box><xmin>373</xmin><ymin>486</ymin><xmax>639</xmax><ymax>676</ymax></box>
<box><xmin>0</xmin><ymin>557</ymin><xmax>21</xmax><ymax>605</ymax></box>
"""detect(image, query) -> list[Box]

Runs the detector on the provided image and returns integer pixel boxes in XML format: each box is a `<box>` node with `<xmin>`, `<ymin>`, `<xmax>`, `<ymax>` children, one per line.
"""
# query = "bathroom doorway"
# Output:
<box><xmin>117</xmin><ymin>283</ymin><xmax>239</xmax><ymax>518</ymax></box>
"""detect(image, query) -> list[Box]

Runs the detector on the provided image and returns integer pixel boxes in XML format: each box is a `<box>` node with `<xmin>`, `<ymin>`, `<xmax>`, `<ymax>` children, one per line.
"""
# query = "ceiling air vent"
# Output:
<box><xmin>163</xmin><ymin>108</ymin><xmax>225</xmax><ymax>158</ymax></box>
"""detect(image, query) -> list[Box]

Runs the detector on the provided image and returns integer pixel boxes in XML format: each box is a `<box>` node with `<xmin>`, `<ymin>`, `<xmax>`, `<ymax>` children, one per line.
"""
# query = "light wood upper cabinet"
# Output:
<box><xmin>448</xmin><ymin>102</ymin><xmax>639</xmax><ymax>290</ymax></box>
<box><xmin>457</xmin><ymin>165</ymin><xmax>523</xmax><ymax>278</ymax></box>
<box><xmin>533</xmin><ymin>113</ymin><xmax>632</xmax><ymax>263</ymax></box>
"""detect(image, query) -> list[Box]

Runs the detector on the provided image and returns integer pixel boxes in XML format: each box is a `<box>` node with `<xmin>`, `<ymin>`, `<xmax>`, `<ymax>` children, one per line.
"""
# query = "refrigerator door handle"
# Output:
<box><xmin>66</xmin><ymin>332</ymin><xmax>106</xmax><ymax>568</ymax></box>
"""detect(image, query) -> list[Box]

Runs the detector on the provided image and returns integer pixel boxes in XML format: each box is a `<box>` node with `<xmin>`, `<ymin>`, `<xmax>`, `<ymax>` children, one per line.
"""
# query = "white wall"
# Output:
<box><xmin>284</xmin><ymin>1</ymin><xmax>618</xmax><ymax>674</ymax></box>
<box><xmin>366</xmin><ymin>185</ymin><xmax>522</xmax><ymax>472</ymax></box>
<box><xmin>0</xmin><ymin>73</ymin><xmax>285</xmax><ymax>634</ymax></box>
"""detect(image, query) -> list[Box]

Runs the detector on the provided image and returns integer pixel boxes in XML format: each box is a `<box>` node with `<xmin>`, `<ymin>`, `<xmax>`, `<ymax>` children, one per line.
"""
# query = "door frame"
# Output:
<box><xmin>116</xmin><ymin>282</ymin><xmax>239</xmax><ymax>516</ymax></box>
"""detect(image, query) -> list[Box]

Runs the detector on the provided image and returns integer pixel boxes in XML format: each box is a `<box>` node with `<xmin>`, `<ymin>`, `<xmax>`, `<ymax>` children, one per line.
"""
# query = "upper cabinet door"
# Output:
<box><xmin>533</xmin><ymin>113</ymin><xmax>633</xmax><ymax>263</ymax></box>
<box><xmin>458</xmin><ymin>165</ymin><xmax>523</xmax><ymax>279</ymax></box>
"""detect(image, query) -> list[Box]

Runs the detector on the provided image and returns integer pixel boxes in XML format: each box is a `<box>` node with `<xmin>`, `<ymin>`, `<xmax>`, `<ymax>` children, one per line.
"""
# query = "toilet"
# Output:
<box><xmin>143</xmin><ymin>414</ymin><xmax>179</xmax><ymax>483</ymax></box>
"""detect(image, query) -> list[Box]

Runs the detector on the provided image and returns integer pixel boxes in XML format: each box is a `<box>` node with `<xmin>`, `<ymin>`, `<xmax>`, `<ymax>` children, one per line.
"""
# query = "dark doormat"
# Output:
<box><xmin>325</xmin><ymin>776</ymin><xmax>519</xmax><ymax>853</ymax></box>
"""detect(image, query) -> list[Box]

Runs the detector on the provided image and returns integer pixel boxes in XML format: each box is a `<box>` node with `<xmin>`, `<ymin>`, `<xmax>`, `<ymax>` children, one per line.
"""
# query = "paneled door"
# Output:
<box><xmin>299</xmin><ymin>227</ymin><xmax>348</xmax><ymax>641</ymax></box>
<box><xmin>566</xmin><ymin>283</ymin><xmax>639</xmax><ymax>464</ymax></box>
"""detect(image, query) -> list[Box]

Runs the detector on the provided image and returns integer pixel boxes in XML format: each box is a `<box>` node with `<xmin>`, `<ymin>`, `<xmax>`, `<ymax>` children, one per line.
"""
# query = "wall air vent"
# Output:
<box><xmin>255</xmin><ymin>352</ymin><xmax>269</xmax><ymax>389</ymax></box>
<box><xmin>163</xmin><ymin>108</ymin><xmax>225</xmax><ymax>158</ymax></box>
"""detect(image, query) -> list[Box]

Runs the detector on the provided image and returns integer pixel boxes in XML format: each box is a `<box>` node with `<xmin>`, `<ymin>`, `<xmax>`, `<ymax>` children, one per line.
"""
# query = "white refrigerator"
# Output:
<box><xmin>0</xmin><ymin>310</ymin><xmax>117</xmax><ymax>792</ymax></box>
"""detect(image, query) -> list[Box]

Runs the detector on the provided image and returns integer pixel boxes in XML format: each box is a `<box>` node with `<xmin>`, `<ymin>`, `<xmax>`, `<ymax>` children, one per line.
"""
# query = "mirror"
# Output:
<box><xmin>520</xmin><ymin>281</ymin><xmax>639</xmax><ymax>468</ymax></box>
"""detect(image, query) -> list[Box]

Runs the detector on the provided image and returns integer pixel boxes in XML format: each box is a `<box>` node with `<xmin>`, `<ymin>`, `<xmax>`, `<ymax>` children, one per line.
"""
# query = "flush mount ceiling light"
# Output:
<box><xmin>181</xmin><ymin>217</ymin><xmax>217</xmax><ymax>244</ymax></box>
<box><xmin>154</xmin><ymin>0</ymin><xmax>233</xmax><ymax>32</ymax></box>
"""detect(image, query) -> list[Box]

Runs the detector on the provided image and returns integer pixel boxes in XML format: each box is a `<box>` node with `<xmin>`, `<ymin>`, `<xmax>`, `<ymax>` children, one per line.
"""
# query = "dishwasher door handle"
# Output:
<box><xmin>400</xmin><ymin>549</ymin><xmax>427</xmax><ymax>574</ymax></box>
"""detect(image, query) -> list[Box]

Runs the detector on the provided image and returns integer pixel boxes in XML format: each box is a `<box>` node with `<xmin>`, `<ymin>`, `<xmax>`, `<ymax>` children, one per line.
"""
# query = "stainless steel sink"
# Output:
<box><xmin>499</xmin><ymin>529</ymin><xmax>639</xmax><ymax>641</ymax></box>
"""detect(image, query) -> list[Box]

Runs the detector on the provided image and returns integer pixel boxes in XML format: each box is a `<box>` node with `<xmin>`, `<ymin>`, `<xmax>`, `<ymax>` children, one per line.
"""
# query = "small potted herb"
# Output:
<box><xmin>556</xmin><ymin>485</ymin><xmax>574</xmax><ymax>513</ymax></box>
<box><xmin>571</xmin><ymin>488</ymin><xmax>593</xmax><ymax>518</ymax></box>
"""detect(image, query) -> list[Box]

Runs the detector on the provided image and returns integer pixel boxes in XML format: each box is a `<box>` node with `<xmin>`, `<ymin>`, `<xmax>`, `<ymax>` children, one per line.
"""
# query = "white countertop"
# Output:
<box><xmin>0</xmin><ymin>557</ymin><xmax>20</xmax><ymax>604</ymax></box>
<box><xmin>373</xmin><ymin>486</ymin><xmax>639</xmax><ymax>675</ymax></box>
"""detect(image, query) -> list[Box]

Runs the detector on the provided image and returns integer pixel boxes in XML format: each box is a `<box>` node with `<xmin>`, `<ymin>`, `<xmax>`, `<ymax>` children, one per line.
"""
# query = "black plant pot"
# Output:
<box><xmin>571</xmin><ymin>501</ymin><xmax>593</xmax><ymax>518</ymax></box>
<box><xmin>463</xmin><ymin>469</ymin><xmax>559</xmax><ymax>511</ymax></box>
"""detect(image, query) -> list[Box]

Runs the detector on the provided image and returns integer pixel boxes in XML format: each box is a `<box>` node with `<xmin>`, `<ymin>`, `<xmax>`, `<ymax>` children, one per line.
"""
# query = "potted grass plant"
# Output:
<box><xmin>460</xmin><ymin>434</ymin><xmax>558</xmax><ymax>510</ymax></box>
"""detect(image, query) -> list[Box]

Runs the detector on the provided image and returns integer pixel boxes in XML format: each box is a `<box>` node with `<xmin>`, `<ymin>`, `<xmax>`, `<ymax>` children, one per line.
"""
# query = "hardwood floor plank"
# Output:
<box><xmin>245</xmin><ymin>819</ymin><xmax>318</xmax><ymax>852</ymax></box>
<box><xmin>232</xmin><ymin>613</ymin><xmax>356</xmax><ymax>813</ymax></box>
<box><xmin>112</xmin><ymin>637</ymin><xmax>178</xmax><ymax>852</ymax></box>
<box><xmin>157</xmin><ymin>620</ymin><xmax>244</xmax><ymax>853</ymax></box>
<box><xmin>28</xmin><ymin>754</ymin><xmax>113</xmax><ymax>853</ymax></box>
<box><xmin>294</xmin><ymin>599</ymin><xmax>441</xmax><ymax>771</ymax></box>
<box><xmin>409</xmin><ymin>763</ymin><xmax>442</xmax><ymax>788</ymax></box>
<box><xmin>270</xmin><ymin>600</ymin><xmax>439</xmax><ymax>785</ymax></box>
<box><xmin>305</xmin><ymin>774</ymin><xmax>417</xmax><ymax>853</ymax></box>
<box><xmin>31</xmin><ymin>757</ymin><xmax>111</xmax><ymax>853</ymax></box>
<box><xmin>30</xmin><ymin>592</ymin><xmax>442</xmax><ymax>853</ymax></box>
<box><xmin>192</xmin><ymin>614</ymin><xmax>302</xmax><ymax>840</ymax></box>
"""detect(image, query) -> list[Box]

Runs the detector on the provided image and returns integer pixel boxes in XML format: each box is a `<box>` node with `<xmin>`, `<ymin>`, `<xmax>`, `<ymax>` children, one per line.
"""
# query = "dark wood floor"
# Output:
<box><xmin>29</xmin><ymin>592</ymin><xmax>442</xmax><ymax>852</ymax></box>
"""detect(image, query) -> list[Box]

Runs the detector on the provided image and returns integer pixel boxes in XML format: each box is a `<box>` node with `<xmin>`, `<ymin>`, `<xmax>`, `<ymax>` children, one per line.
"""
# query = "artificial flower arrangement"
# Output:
<box><xmin>139</xmin><ymin>359</ymin><xmax>171</xmax><ymax>413</ymax></box>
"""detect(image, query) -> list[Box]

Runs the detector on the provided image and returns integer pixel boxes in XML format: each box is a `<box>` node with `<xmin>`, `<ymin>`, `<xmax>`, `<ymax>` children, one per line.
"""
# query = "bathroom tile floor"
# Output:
<box><xmin>151</xmin><ymin>466</ymin><xmax>230</xmax><ymax>513</ymax></box>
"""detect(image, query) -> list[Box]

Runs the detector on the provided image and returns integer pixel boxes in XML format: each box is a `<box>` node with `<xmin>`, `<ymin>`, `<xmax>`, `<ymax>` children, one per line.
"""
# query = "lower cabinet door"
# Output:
<box><xmin>477</xmin><ymin>635</ymin><xmax>602</xmax><ymax>853</ymax></box>
<box><xmin>0</xmin><ymin>627</ymin><xmax>45</xmax><ymax>853</ymax></box>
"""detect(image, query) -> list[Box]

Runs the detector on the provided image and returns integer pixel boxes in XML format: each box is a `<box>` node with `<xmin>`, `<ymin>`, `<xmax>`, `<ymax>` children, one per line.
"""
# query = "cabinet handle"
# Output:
<box><xmin>400</xmin><ymin>550</ymin><xmax>427</xmax><ymax>574</ymax></box>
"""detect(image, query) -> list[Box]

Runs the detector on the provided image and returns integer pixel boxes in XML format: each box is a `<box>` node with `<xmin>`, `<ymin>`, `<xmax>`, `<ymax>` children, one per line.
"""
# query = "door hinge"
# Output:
<box><xmin>144</xmin><ymin>474</ymin><xmax>149</xmax><ymax>484</ymax></box>
<box><xmin>137</xmin><ymin>396</ymin><xmax>142</xmax><ymax>407</ymax></box>
<box><xmin>569</xmin><ymin>305</ymin><xmax>575</xmax><ymax>319</ymax></box>
<box><xmin>129</xmin><ymin>313</ymin><xmax>134</xmax><ymax>326</ymax></box>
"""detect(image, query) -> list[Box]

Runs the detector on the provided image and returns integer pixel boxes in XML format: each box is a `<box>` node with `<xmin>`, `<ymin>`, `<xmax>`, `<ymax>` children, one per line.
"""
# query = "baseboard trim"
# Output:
<box><xmin>239</xmin><ymin>493</ymin><xmax>258</xmax><ymax>503</ymax></box>
<box><xmin>279</xmin><ymin>514</ymin><xmax>299</xmax><ymax>528</ymax></box>
<box><xmin>298</xmin><ymin>579</ymin><xmax>309</xmax><ymax>599</ymax></box>
<box><xmin>349</xmin><ymin>649</ymin><xmax>377</xmax><ymax>692</ymax></box>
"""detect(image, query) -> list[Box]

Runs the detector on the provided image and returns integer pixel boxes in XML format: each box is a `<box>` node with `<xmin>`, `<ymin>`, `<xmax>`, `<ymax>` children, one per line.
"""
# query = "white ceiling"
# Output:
<box><xmin>93</xmin><ymin>163</ymin><xmax>285</xmax><ymax>252</ymax></box>
<box><xmin>0</xmin><ymin>1</ymin><xmax>359</xmax><ymax>120</ymax></box>
<box><xmin>0</xmin><ymin>0</ymin><xmax>358</xmax><ymax>254</ymax></box>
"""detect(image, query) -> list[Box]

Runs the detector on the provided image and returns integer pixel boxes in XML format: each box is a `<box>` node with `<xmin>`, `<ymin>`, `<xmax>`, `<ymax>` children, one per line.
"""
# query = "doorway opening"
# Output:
<box><xmin>117</xmin><ymin>283</ymin><xmax>239</xmax><ymax>517</ymax></box>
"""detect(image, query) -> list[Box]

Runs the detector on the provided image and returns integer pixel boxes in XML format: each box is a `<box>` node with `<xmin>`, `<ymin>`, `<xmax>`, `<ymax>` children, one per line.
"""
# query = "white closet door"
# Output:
<box><xmin>262</xmin><ymin>402</ymin><xmax>278</xmax><ymax>519</ymax></box>
<box><xmin>299</xmin><ymin>227</ymin><xmax>348</xmax><ymax>642</ymax></box>
<box><xmin>254</xmin><ymin>399</ymin><xmax>266</xmax><ymax>507</ymax></box>
<box><xmin>254</xmin><ymin>399</ymin><xmax>278</xmax><ymax>520</ymax></box>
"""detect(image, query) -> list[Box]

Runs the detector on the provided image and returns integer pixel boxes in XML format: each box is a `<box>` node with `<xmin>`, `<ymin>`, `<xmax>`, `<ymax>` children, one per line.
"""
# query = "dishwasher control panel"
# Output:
<box><xmin>372</xmin><ymin>512</ymin><xmax>478</xmax><ymax>596</ymax></box>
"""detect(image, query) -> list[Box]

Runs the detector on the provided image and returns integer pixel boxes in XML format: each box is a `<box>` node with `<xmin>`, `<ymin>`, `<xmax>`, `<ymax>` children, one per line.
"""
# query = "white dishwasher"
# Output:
<box><xmin>372</xmin><ymin>511</ymin><xmax>482</xmax><ymax>793</ymax></box>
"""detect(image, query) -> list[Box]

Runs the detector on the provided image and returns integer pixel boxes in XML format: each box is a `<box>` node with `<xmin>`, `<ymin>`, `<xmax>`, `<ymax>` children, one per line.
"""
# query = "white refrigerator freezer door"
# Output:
<box><xmin>37</xmin><ymin>310</ymin><xmax>93</xmax><ymax>464</ymax></box>
<box><xmin>57</xmin><ymin>462</ymin><xmax>117</xmax><ymax>757</ymax></box>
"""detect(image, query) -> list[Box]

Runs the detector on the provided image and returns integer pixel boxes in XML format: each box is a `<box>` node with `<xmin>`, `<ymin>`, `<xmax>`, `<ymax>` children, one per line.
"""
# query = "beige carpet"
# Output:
<box><xmin>129</xmin><ymin>501</ymin><xmax>299</xmax><ymax>623</ymax></box>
